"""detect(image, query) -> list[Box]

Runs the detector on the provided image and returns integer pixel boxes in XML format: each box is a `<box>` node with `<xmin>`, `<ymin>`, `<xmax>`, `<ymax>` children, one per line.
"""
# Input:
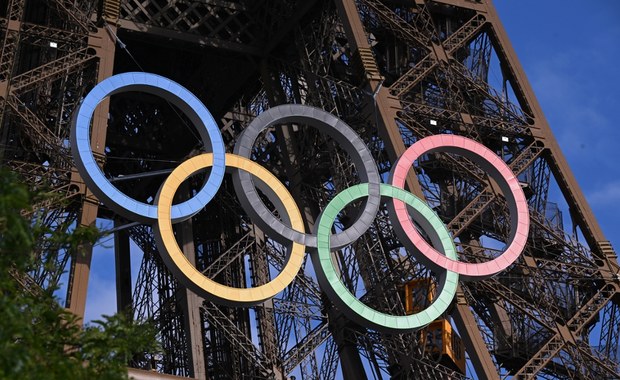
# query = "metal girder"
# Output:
<box><xmin>272</xmin><ymin>299</ymin><xmax>323</xmax><ymax>320</ymax></box>
<box><xmin>7</xmin><ymin>94</ymin><xmax>64</xmax><ymax>152</ymax></box>
<box><xmin>450</xmin><ymin>60</ymin><xmax>528</xmax><ymax>123</ymax></box>
<box><xmin>318</xmin><ymin>338</ymin><xmax>340</xmax><ymax>380</ymax></box>
<box><xmin>201</xmin><ymin>302</ymin><xmax>275</xmax><ymax>377</ymax></box>
<box><xmin>390</xmin><ymin>12</ymin><xmax>487</xmax><ymax>98</ymax></box>
<box><xmin>474</xmin><ymin>278</ymin><xmax>556</xmax><ymax>332</ymax></box>
<box><xmin>117</xmin><ymin>19</ymin><xmax>263</xmax><ymax>55</ymax></box>
<box><xmin>249</xmin><ymin>231</ymin><xmax>280</xmax><ymax>370</ymax></box>
<box><xmin>174</xmin><ymin>211</ymin><xmax>207</xmax><ymax>378</ymax></box>
<box><xmin>445</xmin><ymin>141</ymin><xmax>544</xmax><ymax>236</ymax></box>
<box><xmin>9</xmin><ymin>48</ymin><xmax>97</xmax><ymax>94</ymax></box>
<box><xmin>201</xmin><ymin>231</ymin><xmax>255</xmax><ymax>279</ymax></box>
<box><xmin>64</xmin><ymin>23</ymin><xmax>116</xmax><ymax>320</ymax></box>
<box><xmin>282</xmin><ymin>322</ymin><xmax>330</xmax><ymax>373</ymax></box>
<box><xmin>511</xmin><ymin>284</ymin><xmax>618</xmax><ymax>378</ymax></box>
<box><xmin>44</xmin><ymin>0</ymin><xmax>95</xmax><ymax>33</ymax></box>
<box><xmin>599</xmin><ymin>302</ymin><xmax>620</xmax><ymax>364</ymax></box>
<box><xmin>0</xmin><ymin>22</ymin><xmax>20</xmax><ymax>81</ymax></box>
<box><xmin>399</xmin><ymin>100</ymin><xmax>530</xmax><ymax>137</ymax></box>
<box><xmin>0</xmin><ymin>1</ymin><xmax>24</xmax><ymax>130</ymax></box>
<box><xmin>117</xmin><ymin>0</ymin><xmax>270</xmax><ymax>55</ymax></box>
<box><xmin>131</xmin><ymin>242</ymin><xmax>193</xmax><ymax>376</ymax></box>
<box><xmin>357</xmin><ymin>0</ymin><xmax>431</xmax><ymax>48</ymax></box>
<box><xmin>19</xmin><ymin>22</ymin><xmax>86</xmax><ymax>50</ymax></box>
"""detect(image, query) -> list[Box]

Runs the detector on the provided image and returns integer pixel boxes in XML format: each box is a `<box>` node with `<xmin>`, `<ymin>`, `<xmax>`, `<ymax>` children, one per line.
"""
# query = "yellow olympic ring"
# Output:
<box><xmin>154</xmin><ymin>153</ymin><xmax>306</xmax><ymax>306</ymax></box>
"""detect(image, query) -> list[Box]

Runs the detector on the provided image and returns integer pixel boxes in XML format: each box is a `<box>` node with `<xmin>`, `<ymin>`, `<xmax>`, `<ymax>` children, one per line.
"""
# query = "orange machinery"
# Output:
<box><xmin>403</xmin><ymin>279</ymin><xmax>466</xmax><ymax>374</ymax></box>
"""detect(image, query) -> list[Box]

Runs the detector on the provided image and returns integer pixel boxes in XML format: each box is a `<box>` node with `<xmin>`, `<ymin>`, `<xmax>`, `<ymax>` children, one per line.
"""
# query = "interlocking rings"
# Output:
<box><xmin>154</xmin><ymin>153</ymin><xmax>306</xmax><ymax>306</ymax></box>
<box><xmin>71</xmin><ymin>73</ymin><xmax>530</xmax><ymax>332</ymax></box>
<box><xmin>233</xmin><ymin>105</ymin><xmax>381</xmax><ymax>250</ymax></box>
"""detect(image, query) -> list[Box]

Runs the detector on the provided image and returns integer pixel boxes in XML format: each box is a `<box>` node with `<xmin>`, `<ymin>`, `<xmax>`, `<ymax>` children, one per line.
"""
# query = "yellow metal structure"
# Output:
<box><xmin>404</xmin><ymin>278</ymin><xmax>436</xmax><ymax>315</ymax></box>
<box><xmin>422</xmin><ymin>319</ymin><xmax>466</xmax><ymax>375</ymax></box>
<box><xmin>404</xmin><ymin>279</ymin><xmax>465</xmax><ymax>374</ymax></box>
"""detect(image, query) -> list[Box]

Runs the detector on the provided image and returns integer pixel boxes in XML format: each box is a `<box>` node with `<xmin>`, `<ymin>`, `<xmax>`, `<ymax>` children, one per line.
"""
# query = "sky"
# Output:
<box><xmin>81</xmin><ymin>0</ymin><xmax>620</xmax><ymax>375</ymax></box>
<box><xmin>494</xmin><ymin>0</ymin><xmax>620</xmax><ymax>250</ymax></box>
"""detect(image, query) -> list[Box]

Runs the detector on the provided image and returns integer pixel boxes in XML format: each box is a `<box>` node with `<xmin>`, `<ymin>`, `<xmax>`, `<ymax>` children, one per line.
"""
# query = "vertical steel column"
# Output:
<box><xmin>114</xmin><ymin>219</ymin><xmax>133</xmax><ymax>314</ymax></box>
<box><xmin>0</xmin><ymin>0</ymin><xmax>23</xmax><ymax>82</ymax></box>
<box><xmin>175</xmin><ymin>191</ymin><xmax>207</xmax><ymax>379</ymax></box>
<box><xmin>0</xmin><ymin>0</ymin><xmax>24</xmax><ymax>156</ymax></box>
<box><xmin>250</xmin><ymin>230</ymin><xmax>283</xmax><ymax>377</ymax></box>
<box><xmin>331</xmin><ymin>2</ymin><xmax>414</xmax><ymax>378</ymax></box>
<box><xmin>65</xmin><ymin>25</ymin><xmax>116</xmax><ymax>320</ymax></box>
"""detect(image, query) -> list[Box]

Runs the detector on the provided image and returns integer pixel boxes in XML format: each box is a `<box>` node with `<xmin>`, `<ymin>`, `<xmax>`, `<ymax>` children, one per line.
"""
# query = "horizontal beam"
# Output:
<box><xmin>117</xmin><ymin>19</ymin><xmax>262</xmax><ymax>55</ymax></box>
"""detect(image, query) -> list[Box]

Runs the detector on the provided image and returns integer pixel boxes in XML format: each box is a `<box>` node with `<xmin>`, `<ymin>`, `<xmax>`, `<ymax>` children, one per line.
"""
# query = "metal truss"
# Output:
<box><xmin>4</xmin><ymin>0</ymin><xmax>619</xmax><ymax>379</ymax></box>
<box><xmin>0</xmin><ymin>0</ymin><xmax>99</xmax><ymax>301</ymax></box>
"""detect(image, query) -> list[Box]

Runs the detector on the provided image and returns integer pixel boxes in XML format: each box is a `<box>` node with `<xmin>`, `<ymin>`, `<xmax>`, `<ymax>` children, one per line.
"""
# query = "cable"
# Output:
<box><xmin>103</xmin><ymin>23</ymin><xmax>203</xmax><ymax>145</ymax></box>
<box><xmin>105</xmin><ymin>155</ymin><xmax>182</xmax><ymax>164</ymax></box>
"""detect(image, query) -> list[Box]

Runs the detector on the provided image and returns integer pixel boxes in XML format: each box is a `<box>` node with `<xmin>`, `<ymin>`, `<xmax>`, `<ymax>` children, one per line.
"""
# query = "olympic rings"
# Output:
<box><xmin>233</xmin><ymin>104</ymin><xmax>381</xmax><ymax>250</ymax></box>
<box><xmin>313</xmin><ymin>183</ymin><xmax>458</xmax><ymax>332</ymax></box>
<box><xmin>70</xmin><ymin>72</ymin><xmax>226</xmax><ymax>223</ymax></box>
<box><xmin>71</xmin><ymin>73</ymin><xmax>530</xmax><ymax>332</ymax></box>
<box><xmin>389</xmin><ymin>135</ymin><xmax>530</xmax><ymax>280</ymax></box>
<box><xmin>154</xmin><ymin>153</ymin><xmax>306</xmax><ymax>306</ymax></box>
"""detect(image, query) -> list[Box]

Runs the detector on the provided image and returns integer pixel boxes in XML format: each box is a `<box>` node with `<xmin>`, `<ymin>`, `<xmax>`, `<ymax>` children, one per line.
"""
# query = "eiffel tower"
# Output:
<box><xmin>1</xmin><ymin>0</ymin><xmax>618</xmax><ymax>379</ymax></box>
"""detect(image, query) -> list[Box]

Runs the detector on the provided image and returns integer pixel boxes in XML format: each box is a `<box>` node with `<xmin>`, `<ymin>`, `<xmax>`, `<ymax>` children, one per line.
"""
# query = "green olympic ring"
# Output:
<box><xmin>312</xmin><ymin>183</ymin><xmax>459</xmax><ymax>332</ymax></box>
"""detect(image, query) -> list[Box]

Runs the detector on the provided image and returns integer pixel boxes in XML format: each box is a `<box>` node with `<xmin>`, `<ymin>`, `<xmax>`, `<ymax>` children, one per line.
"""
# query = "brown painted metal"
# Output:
<box><xmin>176</xmin><ymin>214</ymin><xmax>208</xmax><ymax>379</ymax></box>
<box><xmin>2</xmin><ymin>0</ymin><xmax>618</xmax><ymax>379</ymax></box>
<box><xmin>114</xmin><ymin>219</ymin><xmax>133</xmax><ymax>314</ymax></box>
<box><xmin>66</xmin><ymin>25</ymin><xmax>117</xmax><ymax>320</ymax></box>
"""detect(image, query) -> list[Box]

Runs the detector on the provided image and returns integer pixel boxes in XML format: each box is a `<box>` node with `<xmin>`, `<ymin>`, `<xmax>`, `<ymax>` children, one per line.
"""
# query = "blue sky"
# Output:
<box><xmin>495</xmin><ymin>0</ymin><xmax>620</xmax><ymax>250</ymax></box>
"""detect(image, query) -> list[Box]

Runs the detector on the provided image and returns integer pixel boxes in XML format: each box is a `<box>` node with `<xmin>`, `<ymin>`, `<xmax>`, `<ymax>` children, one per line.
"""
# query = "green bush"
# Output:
<box><xmin>0</xmin><ymin>169</ymin><xmax>159</xmax><ymax>380</ymax></box>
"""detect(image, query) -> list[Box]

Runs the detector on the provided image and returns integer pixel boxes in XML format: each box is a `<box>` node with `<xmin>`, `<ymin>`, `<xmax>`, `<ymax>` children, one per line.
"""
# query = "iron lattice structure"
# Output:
<box><xmin>1</xmin><ymin>0</ymin><xmax>619</xmax><ymax>379</ymax></box>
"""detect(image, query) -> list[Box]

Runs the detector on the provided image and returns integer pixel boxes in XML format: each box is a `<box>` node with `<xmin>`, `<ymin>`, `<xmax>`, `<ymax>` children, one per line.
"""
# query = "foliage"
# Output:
<box><xmin>0</xmin><ymin>169</ymin><xmax>159</xmax><ymax>379</ymax></box>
